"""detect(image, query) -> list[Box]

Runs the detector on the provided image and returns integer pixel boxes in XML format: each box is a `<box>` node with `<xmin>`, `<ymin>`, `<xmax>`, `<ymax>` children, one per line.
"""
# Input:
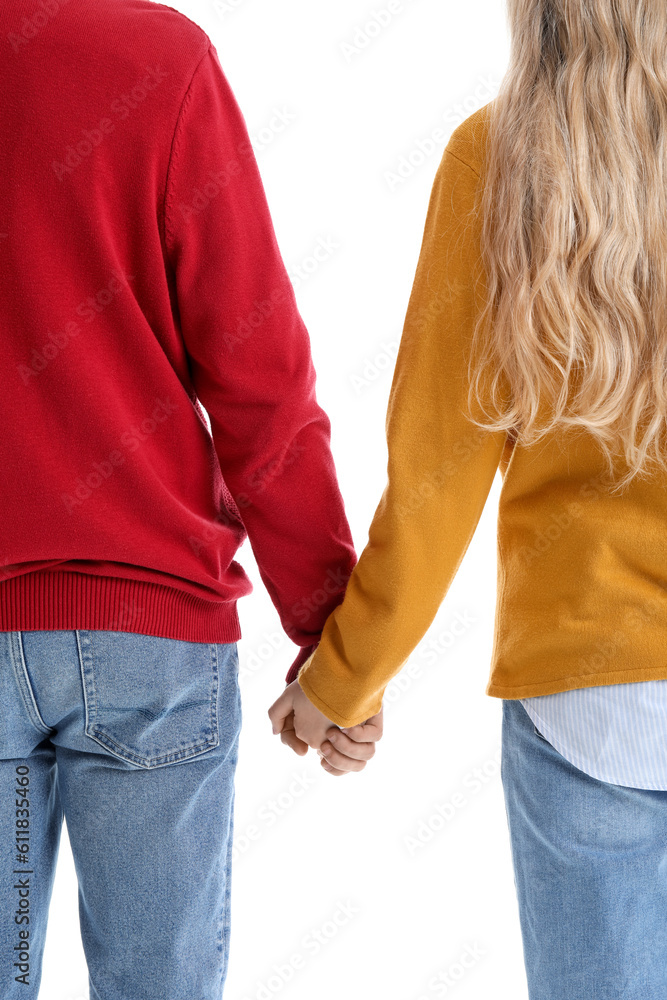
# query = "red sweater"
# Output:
<box><xmin>0</xmin><ymin>0</ymin><xmax>356</xmax><ymax>683</ymax></box>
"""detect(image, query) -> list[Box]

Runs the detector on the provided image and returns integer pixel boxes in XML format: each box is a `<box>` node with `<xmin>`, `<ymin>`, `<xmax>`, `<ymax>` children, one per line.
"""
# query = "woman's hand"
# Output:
<box><xmin>268</xmin><ymin>680</ymin><xmax>383</xmax><ymax>776</ymax></box>
<box><xmin>317</xmin><ymin>713</ymin><xmax>383</xmax><ymax>776</ymax></box>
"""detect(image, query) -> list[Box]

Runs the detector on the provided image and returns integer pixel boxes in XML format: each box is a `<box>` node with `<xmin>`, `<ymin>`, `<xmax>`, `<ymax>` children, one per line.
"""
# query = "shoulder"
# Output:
<box><xmin>444</xmin><ymin>101</ymin><xmax>493</xmax><ymax>178</ymax></box>
<box><xmin>91</xmin><ymin>0</ymin><xmax>211</xmax><ymax>73</ymax></box>
<box><xmin>138</xmin><ymin>1</ymin><xmax>211</xmax><ymax>47</ymax></box>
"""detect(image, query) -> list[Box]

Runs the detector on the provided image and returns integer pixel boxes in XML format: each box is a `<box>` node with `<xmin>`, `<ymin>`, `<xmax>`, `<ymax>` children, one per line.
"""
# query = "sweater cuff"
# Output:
<box><xmin>284</xmin><ymin>642</ymin><xmax>319</xmax><ymax>684</ymax></box>
<box><xmin>295</xmin><ymin>649</ymin><xmax>384</xmax><ymax>728</ymax></box>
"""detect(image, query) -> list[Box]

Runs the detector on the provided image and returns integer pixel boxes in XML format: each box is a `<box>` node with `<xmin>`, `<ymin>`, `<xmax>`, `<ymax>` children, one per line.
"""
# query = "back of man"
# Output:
<box><xmin>0</xmin><ymin>2</ymin><xmax>356</xmax><ymax>996</ymax></box>
<box><xmin>0</xmin><ymin>0</ymin><xmax>355</xmax><ymax>659</ymax></box>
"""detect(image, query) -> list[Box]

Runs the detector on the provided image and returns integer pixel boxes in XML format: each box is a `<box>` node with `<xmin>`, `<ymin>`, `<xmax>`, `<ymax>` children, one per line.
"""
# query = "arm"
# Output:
<box><xmin>164</xmin><ymin>42</ymin><xmax>356</xmax><ymax>676</ymax></box>
<box><xmin>294</xmin><ymin>143</ymin><xmax>508</xmax><ymax>727</ymax></box>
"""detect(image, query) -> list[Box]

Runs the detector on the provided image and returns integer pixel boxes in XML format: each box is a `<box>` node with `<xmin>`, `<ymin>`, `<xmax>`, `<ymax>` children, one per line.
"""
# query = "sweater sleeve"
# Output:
<box><xmin>164</xmin><ymin>41</ymin><xmax>356</xmax><ymax>678</ymax></box>
<box><xmin>294</xmin><ymin>144</ymin><xmax>509</xmax><ymax>727</ymax></box>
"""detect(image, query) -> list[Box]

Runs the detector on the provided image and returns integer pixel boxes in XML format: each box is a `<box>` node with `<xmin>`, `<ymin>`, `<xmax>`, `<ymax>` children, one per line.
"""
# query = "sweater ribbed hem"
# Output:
<box><xmin>486</xmin><ymin>665</ymin><xmax>667</xmax><ymax>700</ymax></box>
<box><xmin>0</xmin><ymin>570</ymin><xmax>242</xmax><ymax>643</ymax></box>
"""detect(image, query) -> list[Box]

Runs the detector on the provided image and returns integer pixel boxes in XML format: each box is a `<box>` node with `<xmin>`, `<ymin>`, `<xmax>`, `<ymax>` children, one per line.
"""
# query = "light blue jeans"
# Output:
<box><xmin>501</xmin><ymin>696</ymin><xmax>667</xmax><ymax>999</ymax></box>
<box><xmin>0</xmin><ymin>629</ymin><xmax>242</xmax><ymax>999</ymax></box>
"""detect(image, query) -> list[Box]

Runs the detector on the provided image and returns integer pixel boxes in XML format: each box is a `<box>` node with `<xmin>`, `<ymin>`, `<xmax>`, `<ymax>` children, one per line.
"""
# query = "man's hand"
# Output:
<box><xmin>268</xmin><ymin>680</ymin><xmax>383</xmax><ymax>776</ymax></box>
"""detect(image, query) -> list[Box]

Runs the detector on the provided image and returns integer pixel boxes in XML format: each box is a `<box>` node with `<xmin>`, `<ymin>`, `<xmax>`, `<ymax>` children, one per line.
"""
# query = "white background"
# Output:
<box><xmin>38</xmin><ymin>2</ymin><xmax>528</xmax><ymax>998</ymax></box>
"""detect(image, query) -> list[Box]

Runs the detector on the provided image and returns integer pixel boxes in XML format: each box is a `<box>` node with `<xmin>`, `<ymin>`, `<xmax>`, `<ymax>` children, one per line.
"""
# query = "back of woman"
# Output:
<box><xmin>276</xmin><ymin>1</ymin><xmax>667</xmax><ymax>995</ymax></box>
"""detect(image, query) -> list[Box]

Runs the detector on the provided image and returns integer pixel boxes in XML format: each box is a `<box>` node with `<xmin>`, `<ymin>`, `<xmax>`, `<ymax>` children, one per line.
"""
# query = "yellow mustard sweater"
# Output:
<box><xmin>296</xmin><ymin>102</ymin><xmax>667</xmax><ymax>728</ymax></box>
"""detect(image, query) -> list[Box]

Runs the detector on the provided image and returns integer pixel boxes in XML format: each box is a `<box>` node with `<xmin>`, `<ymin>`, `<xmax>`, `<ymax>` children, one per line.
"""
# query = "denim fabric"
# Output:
<box><xmin>0</xmin><ymin>629</ymin><xmax>241</xmax><ymax>1000</ymax></box>
<box><xmin>501</xmin><ymin>696</ymin><xmax>667</xmax><ymax>999</ymax></box>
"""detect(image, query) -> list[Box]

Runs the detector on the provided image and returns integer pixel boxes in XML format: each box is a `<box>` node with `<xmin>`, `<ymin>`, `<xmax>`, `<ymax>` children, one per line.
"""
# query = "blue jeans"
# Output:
<box><xmin>0</xmin><ymin>629</ymin><xmax>242</xmax><ymax>1000</ymax></box>
<box><xmin>501</xmin><ymin>696</ymin><xmax>667</xmax><ymax>999</ymax></box>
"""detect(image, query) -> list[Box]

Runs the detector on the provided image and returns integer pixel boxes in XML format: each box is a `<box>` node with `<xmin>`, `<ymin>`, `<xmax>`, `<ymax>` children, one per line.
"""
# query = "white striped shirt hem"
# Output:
<box><xmin>520</xmin><ymin>680</ymin><xmax>667</xmax><ymax>790</ymax></box>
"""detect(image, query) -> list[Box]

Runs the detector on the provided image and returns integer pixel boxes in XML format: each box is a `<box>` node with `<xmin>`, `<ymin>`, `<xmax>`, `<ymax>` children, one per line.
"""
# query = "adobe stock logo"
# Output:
<box><xmin>17</xmin><ymin>269</ymin><xmax>135</xmax><ymax>384</ymax></box>
<box><xmin>52</xmin><ymin>66</ymin><xmax>169</xmax><ymax>181</ymax></box>
<box><xmin>61</xmin><ymin>397</ymin><xmax>178</xmax><ymax>514</ymax></box>
<box><xmin>8</xmin><ymin>0</ymin><xmax>71</xmax><ymax>54</ymax></box>
<box><xmin>339</xmin><ymin>0</ymin><xmax>423</xmax><ymax>63</ymax></box>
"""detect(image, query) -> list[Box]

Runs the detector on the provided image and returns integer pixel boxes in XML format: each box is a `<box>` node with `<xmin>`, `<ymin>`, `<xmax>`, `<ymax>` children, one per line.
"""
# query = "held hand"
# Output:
<box><xmin>268</xmin><ymin>679</ymin><xmax>340</xmax><ymax>751</ymax></box>
<box><xmin>317</xmin><ymin>710</ymin><xmax>383</xmax><ymax>777</ymax></box>
<box><xmin>267</xmin><ymin>680</ymin><xmax>383</xmax><ymax>776</ymax></box>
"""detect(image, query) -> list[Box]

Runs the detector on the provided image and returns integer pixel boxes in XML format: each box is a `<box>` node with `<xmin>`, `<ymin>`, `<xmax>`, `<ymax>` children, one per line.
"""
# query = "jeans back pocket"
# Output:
<box><xmin>77</xmin><ymin>630</ymin><xmax>220</xmax><ymax>768</ymax></box>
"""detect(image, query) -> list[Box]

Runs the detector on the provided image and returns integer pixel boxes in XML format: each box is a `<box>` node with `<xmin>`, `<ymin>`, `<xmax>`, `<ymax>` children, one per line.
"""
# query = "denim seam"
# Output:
<box><xmin>9</xmin><ymin>632</ymin><xmax>52</xmax><ymax>735</ymax></box>
<box><xmin>217</xmin><ymin>783</ymin><xmax>236</xmax><ymax>989</ymax></box>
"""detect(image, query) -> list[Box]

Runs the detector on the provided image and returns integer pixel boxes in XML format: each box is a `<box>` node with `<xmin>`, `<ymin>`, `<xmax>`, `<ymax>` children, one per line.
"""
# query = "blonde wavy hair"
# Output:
<box><xmin>467</xmin><ymin>0</ymin><xmax>667</xmax><ymax>494</ymax></box>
